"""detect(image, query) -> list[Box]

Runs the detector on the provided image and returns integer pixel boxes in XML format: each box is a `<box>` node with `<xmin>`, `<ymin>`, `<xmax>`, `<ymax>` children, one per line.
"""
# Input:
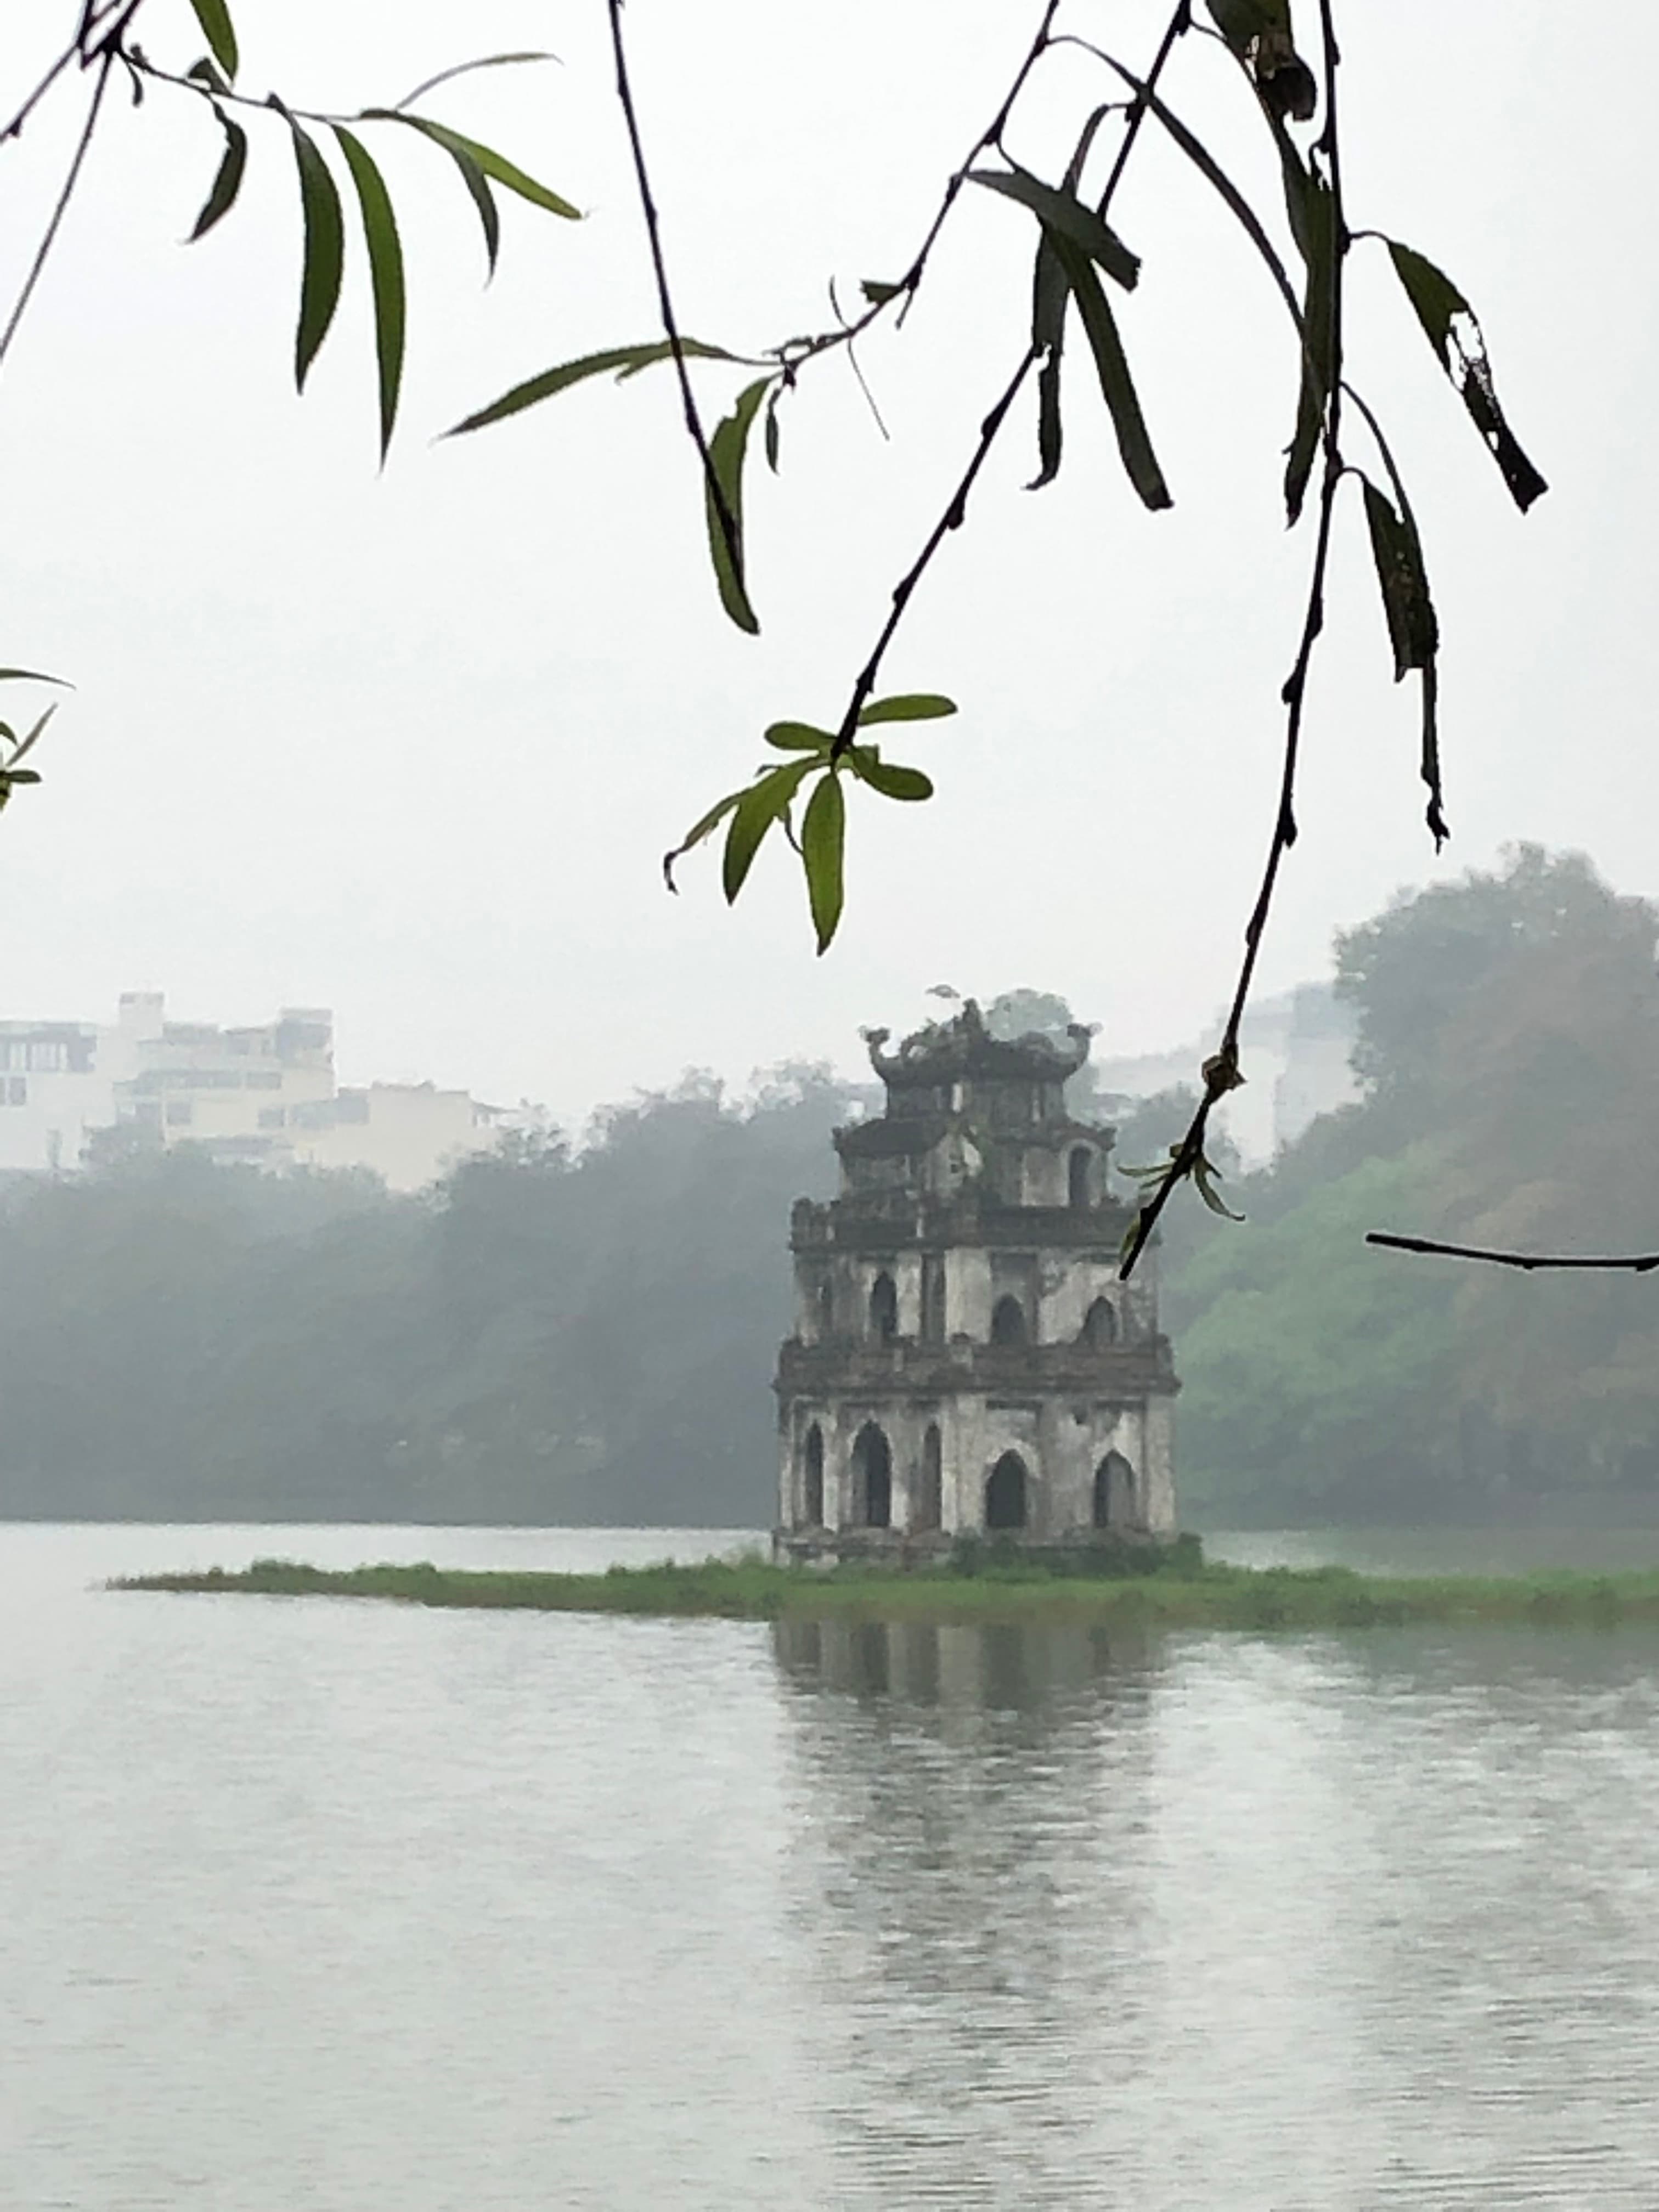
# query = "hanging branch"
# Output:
<box><xmin>604</xmin><ymin>0</ymin><xmax>740</xmax><ymax>582</ymax></box>
<box><xmin>1120</xmin><ymin>0</ymin><xmax>1348</xmax><ymax>1277</ymax></box>
<box><xmin>0</xmin><ymin>49</ymin><xmax>116</xmax><ymax>371</ymax></box>
<box><xmin>827</xmin><ymin>0</ymin><xmax>1194</xmax><ymax>759</ymax></box>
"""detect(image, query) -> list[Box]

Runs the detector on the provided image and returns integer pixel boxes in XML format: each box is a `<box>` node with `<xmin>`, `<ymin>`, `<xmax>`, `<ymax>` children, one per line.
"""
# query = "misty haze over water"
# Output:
<box><xmin>8</xmin><ymin>1522</ymin><xmax>1659</xmax><ymax>2211</ymax></box>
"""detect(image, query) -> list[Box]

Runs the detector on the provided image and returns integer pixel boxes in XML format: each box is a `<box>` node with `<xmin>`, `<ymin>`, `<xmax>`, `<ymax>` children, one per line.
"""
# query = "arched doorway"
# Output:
<box><xmin>850</xmin><ymin>1423</ymin><xmax>892</xmax><ymax>1528</ymax></box>
<box><xmin>990</xmin><ymin>1294</ymin><xmax>1028</xmax><ymax>1346</ymax></box>
<box><xmin>1093</xmin><ymin>1451</ymin><xmax>1135</xmax><ymax>1528</ymax></box>
<box><xmin>915</xmin><ymin>1423</ymin><xmax>943</xmax><ymax>1532</ymax></box>
<box><xmin>1069</xmin><ymin>1146</ymin><xmax>1092</xmax><ymax>1209</ymax></box>
<box><xmin>1082</xmin><ymin>1295</ymin><xmax>1118</xmax><ymax>1349</ymax></box>
<box><xmin>869</xmin><ymin>1271</ymin><xmax>899</xmax><ymax>1341</ymax></box>
<box><xmin>985</xmin><ymin>1451</ymin><xmax>1029</xmax><ymax>1531</ymax></box>
<box><xmin>802</xmin><ymin>1424</ymin><xmax>825</xmax><ymax>1526</ymax></box>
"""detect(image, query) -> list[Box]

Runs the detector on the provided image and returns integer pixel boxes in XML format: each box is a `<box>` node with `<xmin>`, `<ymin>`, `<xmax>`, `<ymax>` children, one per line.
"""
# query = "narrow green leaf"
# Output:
<box><xmin>1361</xmin><ymin>479</ymin><xmax>1438</xmax><ymax>682</ymax></box>
<box><xmin>801</xmin><ymin>771</ymin><xmax>846</xmax><ymax>955</ymax></box>
<box><xmin>185</xmin><ymin>58</ymin><xmax>228</xmax><ymax>94</ymax></box>
<box><xmin>723</xmin><ymin>763</ymin><xmax>814</xmax><ymax>902</ymax></box>
<box><xmin>764</xmin><ymin>721</ymin><xmax>832</xmax><ymax>752</ymax></box>
<box><xmin>849</xmin><ymin>755</ymin><xmax>933</xmax><ymax>802</ymax></box>
<box><xmin>186</xmin><ymin>0</ymin><xmax>238</xmax><ymax>82</ymax></box>
<box><xmin>763</xmin><ymin>384</ymin><xmax>783</xmax><ymax>474</ymax></box>
<box><xmin>1283</xmin><ymin>170</ymin><xmax>1335</xmax><ymax>524</ymax></box>
<box><xmin>857</xmin><ymin>694</ymin><xmax>956</xmax><ymax>725</ymax></box>
<box><xmin>0</xmin><ymin>668</ymin><xmax>70</xmax><ymax>686</ymax></box>
<box><xmin>365</xmin><ymin>114</ymin><xmax>578</xmax><ymax>219</ymax></box>
<box><xmin>438</xmin><ymin>137</ymin><xmax>498</xmax><ymax>276</ymax></box>
<box><xmin>662</xmin><ymin>788</ymin><xmax>743</xmax><ymax>891</ymax></box>
<box><xmin>7</xmin><ymin>702</ymin><xmax>57</xmax><ymax>764</ymax></box>
<box><xmin>448</xmin><ymin>338</ymin><xmax>738</xmax><ymax>436</ymax></box>
<box><xmin>393</xmin><ymin>53</ymin><xmax>557</xmax><ymax>112</ymax></box>
<box><xmin>704</xmin><ymin>376</ymin><xmax>771</xmax><ymax>636</ymax></box>
<box><xmin>1043</xmin><ymin>233</ymin><xmax>1171</xmax><ymax>511</ymax></box>
<box><xmin>188</xmin><ymin>104</ymin><xmax>248</xmax><ymax>242</ymax></box>
<box><xmin>333</xmin><ymin>127</ymin><xmax>406</xmax><ymax>461</ymax></box>
<box><xmin>860</xmin><ymin>278</ymin><xmax>903</xmax><ymax>306</ymax></box>
<box><xmin>1385</xmin><ymin>240</ymin><xmax>1547</xmax><ymax>511</ymax></box>
<box><xmin>970</xmin><ymin>165</ymin><xmax>1141</xmax><ymax>290</ymax></box>
<box><xmin>282</xmin><ymin>114</ymin><xmax>345</xmax><ymax>391</ymax></box>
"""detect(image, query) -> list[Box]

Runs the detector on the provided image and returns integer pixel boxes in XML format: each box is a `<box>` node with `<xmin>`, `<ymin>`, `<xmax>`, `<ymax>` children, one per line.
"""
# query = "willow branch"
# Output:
<box><xmin>828</xmin><ymin>346</ymin><xmax>1039</xmax><ymax>758</ymax></box>
<box><xmin>0</xmin><ymin>49</ymin><xmax>114</xmax><ymax>374</ymax></box>
<box><xmin>1368</xmin><ymin>1233</ymin><xmax>1659</xmax><ymax>1274</ymax></box>
<box><xmin>826</xmin><ymin>0</ymin><xmax>1193</xmax><ymax>760</ymax></box>
<box><xmin>605</xmin><ymin>0</ymin><xmax>739</xmax><ymax>575</ymax></box>
<box><xmin>1120</xmin><ymin>0</ymin><xmax>1346</xmax><ymax>1277</ymax></box>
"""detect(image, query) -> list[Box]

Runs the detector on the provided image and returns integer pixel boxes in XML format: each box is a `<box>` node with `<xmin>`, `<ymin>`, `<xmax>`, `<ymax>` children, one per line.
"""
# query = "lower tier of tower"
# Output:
<box><xmin>774</xmin><ymin>1385</ymin><xmax>1175</xmax><ymax>1565</ymax></box>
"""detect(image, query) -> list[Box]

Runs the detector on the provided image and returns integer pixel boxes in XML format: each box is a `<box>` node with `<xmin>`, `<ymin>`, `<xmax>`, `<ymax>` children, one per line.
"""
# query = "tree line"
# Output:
<box><xmin>1</xmin><ymin>846</ymin><xmax>1655</xmax><ymax>1527</ymax></box>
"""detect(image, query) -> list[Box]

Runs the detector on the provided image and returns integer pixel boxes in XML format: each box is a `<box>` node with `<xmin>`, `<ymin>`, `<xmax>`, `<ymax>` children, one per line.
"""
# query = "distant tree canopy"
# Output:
<box><xmin>1176</xmin><ymin>846</ymin><xmax>1659</xmax><ymax>1518</ymax></box>
<box><xmin>1</xmin><ymin>849</ymin><xmax>1654</xmax><ymax>1529</ymax></box>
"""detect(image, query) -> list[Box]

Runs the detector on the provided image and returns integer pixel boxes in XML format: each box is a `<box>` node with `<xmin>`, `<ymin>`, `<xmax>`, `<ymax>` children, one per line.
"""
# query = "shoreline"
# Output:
<box><xmin>109</xmin><ymin>1556</ymin><xmax>1659</xmax><ymax>1631</ymax></box>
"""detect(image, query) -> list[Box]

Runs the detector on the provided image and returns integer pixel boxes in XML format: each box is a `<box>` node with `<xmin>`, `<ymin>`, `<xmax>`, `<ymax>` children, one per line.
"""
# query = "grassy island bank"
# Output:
<box><xmin>111</xmin><ymin>1554</ymin><xmax>1659</xmax><ymax>1633</ymax></box>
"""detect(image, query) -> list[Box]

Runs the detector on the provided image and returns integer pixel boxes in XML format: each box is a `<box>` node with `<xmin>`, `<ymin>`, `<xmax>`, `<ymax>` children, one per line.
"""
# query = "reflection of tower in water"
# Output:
<box><xmin>771</xmin><ymin>1615</ymin><xmax>1161</xmax><ymax>2205</ymax></box>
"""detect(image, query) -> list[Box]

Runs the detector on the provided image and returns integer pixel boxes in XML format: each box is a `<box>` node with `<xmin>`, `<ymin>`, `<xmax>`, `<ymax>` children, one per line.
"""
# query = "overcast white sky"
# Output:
<box><xmin>2</xmin><ymin>0</ymin><xmax>1653</xmax><ymax>1121</ymax></box>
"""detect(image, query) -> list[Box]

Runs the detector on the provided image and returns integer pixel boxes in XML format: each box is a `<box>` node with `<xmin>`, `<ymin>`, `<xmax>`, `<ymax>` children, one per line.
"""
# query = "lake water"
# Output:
<box><xmin>7</xmin><ymin>1522</ymin><xmax>1659</xmax><ymax>2210</ymax></box>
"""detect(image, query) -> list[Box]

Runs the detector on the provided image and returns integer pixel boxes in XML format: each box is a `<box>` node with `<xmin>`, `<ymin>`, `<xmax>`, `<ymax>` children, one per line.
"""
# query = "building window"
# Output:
<box><xmin>869</xmin><ymin>1271</ymin><xmax>899</xmax><ymax>1342</ymax></box>
<box><xmin>4</xmin><ymin>1077</ymin><xmax>25</xmax><ymax>1107</ymax></box>
<box><xmin>1082</xmin><ymin>1296</ymin><xmax>1118</xmax><ymax>1350</ymax></box>
<box><xmin>1068</xmin><ymin>1146</ymin><xmax>1091</xmax><ymax>1209</ymax></box>
<box><xmin>985</xmin><ymin>1452</ymin><xmax>1029</xmax><ymax>1531</ymax></box>
<box><xmin>165</xmin><ymin>1101</ymin><xmax>194</xmax><ymax>1127</ymax></box>
<box><xmin>990</xmin><ymin>1294</ymin><xmax>1028</xmax><ymax>1346</ymax></box>
<box><xmin>1094</xmin><ymin>1451</ymin><xmax>1135</xmax><ymax>1529</ymax></box>
<box><xmin>258</xmin><ymin>1107</ymin><xmax>286</xmax><ymax>1130</ymax></box>
<box><xmin>849</xmin><ymin>1424</ymin><xmax>892</xmax><ymax>1530</ymax></box>
<box><xmin>915</xmin><ymin>1424</ymin><xmax>943</xmax><ymax>1533</ymax></box>
<box><xmin>802</xmin><ymin>1425</ymin><xmax>825</xmax><ymax>1527</ymax></box>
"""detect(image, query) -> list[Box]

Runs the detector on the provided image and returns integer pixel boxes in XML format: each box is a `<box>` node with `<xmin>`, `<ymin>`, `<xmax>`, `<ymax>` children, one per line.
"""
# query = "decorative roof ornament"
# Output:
<box><xmin>864</xmin><ymin>997</ymin><xmax>1090</xmax><ymax>1086</ymax></box>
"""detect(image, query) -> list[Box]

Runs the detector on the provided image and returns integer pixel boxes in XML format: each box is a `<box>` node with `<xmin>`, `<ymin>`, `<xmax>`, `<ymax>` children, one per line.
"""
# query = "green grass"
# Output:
<box><xmin>109</xmin><ymin>1553</ymin><xmax>1659</xmax><ymax>1632</ymax></box>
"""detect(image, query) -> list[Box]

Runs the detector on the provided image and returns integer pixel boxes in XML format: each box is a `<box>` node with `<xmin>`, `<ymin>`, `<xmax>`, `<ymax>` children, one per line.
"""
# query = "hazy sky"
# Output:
<box><xmin>2</xmin><ymin>1</ymin><xmax>1654</xmax><ymax>1122</ymax></box>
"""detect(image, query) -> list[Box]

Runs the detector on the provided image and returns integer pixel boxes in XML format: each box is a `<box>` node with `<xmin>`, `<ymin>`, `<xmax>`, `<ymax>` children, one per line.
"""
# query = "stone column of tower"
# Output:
<box><xmin>772</xmin><ymin>999</ymin><xmax>1180</xmax><ymax>1564</ymax></box>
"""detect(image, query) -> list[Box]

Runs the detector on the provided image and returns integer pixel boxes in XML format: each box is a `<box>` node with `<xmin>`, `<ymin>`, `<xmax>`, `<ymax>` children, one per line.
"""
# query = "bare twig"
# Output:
<box><xmin>1120</xmin><ymin>0</ymin><xmax>1346</xmax><ymax>1277</ymax></box>
<box><xmin>605</xmin><ymin>0</ymin><xmax>740</xmax><ymax>575</ymax></box>
<box><xmin>826</xmin><ymin>0</ymin><xmax>1193</xmax><ymax>760</ymax></box>
<box><xmin>828</xmin><ymin>345</ymin><xmax>1040</xmax><ymax>759</ymax></box>
<box><xmin>1</xmin><ymin>0</ymin><xmax>138</xmax><ymax>142</ymax></box>
<box><xmin>1368</xmin><ymin>1233</ymin><xmax>1659</xmax><ymax>1274</ymax></box>
<box><xmin>0</xmin><ymin>49</ymin><xmax>115</xmax><ymax>374</ymax></box>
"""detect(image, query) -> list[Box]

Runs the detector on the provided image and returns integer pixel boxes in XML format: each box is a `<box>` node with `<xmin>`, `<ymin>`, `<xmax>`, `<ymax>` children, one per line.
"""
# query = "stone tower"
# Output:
<box><xmin>774</xmin><ymin>1000</ymin><xmax>1178</xmax><ymax>1561</ymax></box>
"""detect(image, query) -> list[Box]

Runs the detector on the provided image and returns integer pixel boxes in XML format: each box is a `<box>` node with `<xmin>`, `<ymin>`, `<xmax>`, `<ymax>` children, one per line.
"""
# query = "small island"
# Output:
<box><xmin>112</xmin><ymin>1550</ymin><xmax>1659</xmax><ymax>1632</ymax></box>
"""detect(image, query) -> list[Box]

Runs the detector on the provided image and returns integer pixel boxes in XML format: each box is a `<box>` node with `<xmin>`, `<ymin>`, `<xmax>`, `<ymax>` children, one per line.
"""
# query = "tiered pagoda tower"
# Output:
<box><xmin>774</xmin><ymin>1000</ymin><xmax>1178</xmax><ymax>1561</ymax></box>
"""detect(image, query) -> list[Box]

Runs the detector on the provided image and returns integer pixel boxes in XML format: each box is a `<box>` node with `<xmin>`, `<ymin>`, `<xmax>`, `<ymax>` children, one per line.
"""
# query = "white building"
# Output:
<box><xmin>0</xmin><ymin>992</ymin><xmax>501</xmax><ymax>1192</ymax></box>
<box><xmin>1092</xmin><ymin>981</ymin><xmax>1359</xmax><ymax>1170</ymax></box>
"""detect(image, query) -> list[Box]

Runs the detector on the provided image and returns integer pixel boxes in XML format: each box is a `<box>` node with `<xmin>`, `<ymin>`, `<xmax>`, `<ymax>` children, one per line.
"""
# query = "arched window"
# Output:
<box><xmin>850</xmin><ymin>1423</ymin><xmax>893</xmax><ymax>1529</ymax></box>
<box><xmin>1093</xmin><ymin>1451</ymin><xmax>1135</xmax><ymax>1529</ymax></box>
<box><xmin>990</xmin><ymin>1294</ymin><xmax>1028</xmax><ymax>1346</ymax></box>
<box><xmin>802</xmin><ymin>1425</ymin><xmax>825</xmax><ymax>1527</ymax></box>
<box><xmin>985</xmin><ymin>1451</ymin><xmax>1029</xmax><ymax>1531</ymax></box>
<box><xmin>816</xmin><ymin>1278</ymin><xmax>834</xmax><ymax>1338</ymax></box>
<box><xmin>915</xmin><ymin>1423</ymin><xmax>943</xmax><ymax>1533</ymax></box>
<box><xmin>1082</xmin><ymin>1295</ymin><xmax>1118</xmax><ymax>1350</ymax></box>
<box><xmin>869</xmin><ymin>1271</ymin><xmax>899</xmax><ymax>1342</ymax></box>
<box><xmin>1068</xmin><ymin>1146</ymin><xmax>1092</xmax><ymax>1209</ymax></box>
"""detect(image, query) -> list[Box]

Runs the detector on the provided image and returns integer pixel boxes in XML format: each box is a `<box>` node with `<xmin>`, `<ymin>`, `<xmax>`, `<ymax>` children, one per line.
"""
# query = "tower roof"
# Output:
<box><xmin>862</xmin><ymin>998</ymin><xmax>1091</xmax><ymax>1090</ymax></box>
